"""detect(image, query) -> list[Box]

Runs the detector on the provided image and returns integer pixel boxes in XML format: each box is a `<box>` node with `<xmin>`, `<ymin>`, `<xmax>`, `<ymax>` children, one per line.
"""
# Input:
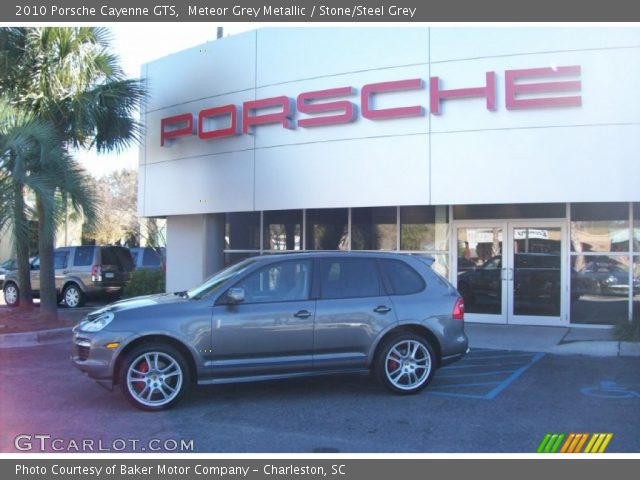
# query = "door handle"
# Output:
<box><xmin>294</xmin><ymin>310</ymin><xmax>312</xmax><ymax>319</ymax></box>
<box><xmin>374</xmin><ymin>305</ymin><xmax>392</xmax><ymax>314</ymax></box>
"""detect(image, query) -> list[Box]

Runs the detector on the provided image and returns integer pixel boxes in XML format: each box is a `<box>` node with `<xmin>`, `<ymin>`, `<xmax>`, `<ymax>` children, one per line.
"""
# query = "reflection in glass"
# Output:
<box><xmin>263</xmin><ymin>210</ymin><xmax>302</xmax><ymax>250</ymax></box>
<box><xmin>224</xmin><ymin>251</ymin><xmax>260</xmax><ymax>267</ymax></box>
<box><xmin>512</xmin><ymin>227</ymin><xmax>561</xmax><ymax>316</ymax></box>
<box><xmin>225</xmin><ymin>212</ymin><xmax>261</xmax><ymax>250</ymax></box>
<box><xmin>633</xmin><ymin>256</ymin><xmax>640</xmax><ymax>321</ymax></box>
<box><xmin>305</xmin><ymin>209</ymin><xmax>348</xmax><ymax>250</ymax></box>
<box><xmin>571</xmin><ymin>254</ymin><xmax>632</xmax><ymax>325</ymax></box>
<box><xmin>454</xmin><ymin>203</ymin><xmax>565</xmax><ymax>220</ymax></box>
<box><xmin>456</xmin><ymin>227</ymin><xmax>503</xmax><ymax>315</ymax></box>
<box><xmin>429</xmin><ymin>253</ymin><xmax>449</xmax><ymax>279</ymax></box>
<box><xmin>571</xmin><ymin>203</ymin><xmax>630</xmax><ymax>253</ymax></box>
<box><xmin>351</xmin><ymin>207</ymin><xmax>397</xmax><ymax>250</ymax></box>
<box><xmin>634</xmin><ymin>203</ymin><xmax>640</xmax><ymax>253</ymax></box>
<box><xmin>400</xmin><ymin>206</ymin><xmax>448</xmax><ymax>251</ymax></box>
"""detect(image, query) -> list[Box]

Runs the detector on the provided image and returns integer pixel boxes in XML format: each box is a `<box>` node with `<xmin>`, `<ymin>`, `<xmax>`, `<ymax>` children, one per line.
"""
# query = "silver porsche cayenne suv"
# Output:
<box><xmin>72</xmin><ymin>252</ymin><xmax>468</xmax><ymax>411</ymax></box>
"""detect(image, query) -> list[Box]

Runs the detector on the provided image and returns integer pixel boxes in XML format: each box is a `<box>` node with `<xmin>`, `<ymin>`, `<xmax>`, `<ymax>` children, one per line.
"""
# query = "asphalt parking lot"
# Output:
<box><xmin>0</xmin><ymin>342</ymin><xmax>638</xmax><ymax>453</ymax></box>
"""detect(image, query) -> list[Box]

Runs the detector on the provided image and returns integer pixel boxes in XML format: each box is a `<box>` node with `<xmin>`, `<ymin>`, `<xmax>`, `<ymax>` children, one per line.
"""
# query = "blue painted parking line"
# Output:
<box><xmin>427</xmin><ymin>349</ymin><xmax>545</xmax><ymax>400</ymax></box>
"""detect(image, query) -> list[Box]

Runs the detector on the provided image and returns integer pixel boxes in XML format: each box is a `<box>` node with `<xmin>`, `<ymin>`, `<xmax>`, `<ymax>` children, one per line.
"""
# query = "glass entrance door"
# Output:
<box><xmin>507</xmin><ymin>221</ymin><xmax>566</xmax><ymax>325</ymax></box>
<box><xmin>454</xmin><ymin>221</ymin><xmax>567</xmax><ymax>326</ymax></box>
<box><xmin>455</xmin><ymin>225</ymin><xmax>507</xmax><ymax>324</ymax></box>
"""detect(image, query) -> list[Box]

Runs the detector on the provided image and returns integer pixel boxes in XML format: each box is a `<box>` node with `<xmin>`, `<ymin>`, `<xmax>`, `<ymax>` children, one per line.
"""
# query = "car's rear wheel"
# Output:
<box><xmin>63</xmin><ymin>283</ymin><xmax>84</xmax><ymax>308</ymax></box>
<box><xmin>3</xmin><ymin>282</ymin><xmax>19</xmax><ymax>307</ymax></box>
<box><xmin>119</xmin><ymin>343</ymin><xmax>189</xmax><ymax>411</ymax></box>
<box><xmin>375</xmin><ymin>332</ymin><xmax>435</xmax><ymax>394</ymax></box>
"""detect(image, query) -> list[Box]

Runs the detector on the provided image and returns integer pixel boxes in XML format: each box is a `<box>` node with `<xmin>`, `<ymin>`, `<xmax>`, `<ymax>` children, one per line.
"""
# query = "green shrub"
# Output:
<box><xmin>123</xmin><ymin>269</ymin><xmax>165</xmax><ymax>298</ymax></box>
<box><xmin>613</xmin><ymin>318</ymin><xmax>640</xmax><ymax>342</ymax></box>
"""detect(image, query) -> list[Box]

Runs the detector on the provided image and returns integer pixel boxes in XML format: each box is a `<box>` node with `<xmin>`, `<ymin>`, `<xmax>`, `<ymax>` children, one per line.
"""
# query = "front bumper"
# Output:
<box><xmin>71</xmin><ymin>327</ymin><xmax>130</xmax><ymax>390</ymax></box>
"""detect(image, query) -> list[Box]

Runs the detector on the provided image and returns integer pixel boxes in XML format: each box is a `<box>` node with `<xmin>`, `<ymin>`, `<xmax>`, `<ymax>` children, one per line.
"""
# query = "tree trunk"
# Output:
<box><xmin>37</xmin><ymin>191</ymin><xmax>58</xmax><ymax>319</ymax></box>
<box><xmin>14</xmin><ymin>183</ymin><xmax>33</xmax><ymax>308</ymax></box>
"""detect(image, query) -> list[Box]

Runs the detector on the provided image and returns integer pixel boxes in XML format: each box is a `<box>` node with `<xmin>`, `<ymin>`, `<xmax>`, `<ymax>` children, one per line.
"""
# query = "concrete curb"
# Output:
<box><xmin>0</xmin><ymin>327</ymin><xmax>72</xmax><ymax>349</ymax></box>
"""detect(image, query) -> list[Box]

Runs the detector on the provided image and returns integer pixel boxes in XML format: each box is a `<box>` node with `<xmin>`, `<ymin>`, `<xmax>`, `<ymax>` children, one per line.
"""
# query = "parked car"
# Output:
<box><xmin>0</xmin><ymin>258</ymin><xmax>17</xmax><ymax>289</ymax></box>
<box><xmin>457</xmin><ymin>253</ymin><xmax>562</xmax><ymax>309</ymax></box>
<box><xmin>572</xmin><ymin>257</ymin><xmax>640</xmax><ymax>297</ymax></box>
<box><xmin>72</xmin><ymin>252</ymin><xmax>468</xmax><ymax>411</ymax></box>
<box><xmin>129</xmin><ymin>247</ymin><xmax>165</xmax><ymax>271</ymax></box>
<box><xmin>3</xmin><ymin>245</ymin><xmax>134</xmax><ymax>308</ymax></box>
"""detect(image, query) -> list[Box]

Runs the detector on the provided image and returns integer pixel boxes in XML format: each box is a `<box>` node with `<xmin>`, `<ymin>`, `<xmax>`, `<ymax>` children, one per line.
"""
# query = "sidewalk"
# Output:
<box><xmin>0</xmin><ymin>307</ymin><xmax>88</xmax><ymax>349</ymax></box>
<box><xmin>465</xmin><ymin>323</ymin><xmax>640</xmax><ymax>357</ymax></box>
<box><xmin>0</xmin><ymin>314</ymin><xmax>639</xmax><ymax>356</ymax></box>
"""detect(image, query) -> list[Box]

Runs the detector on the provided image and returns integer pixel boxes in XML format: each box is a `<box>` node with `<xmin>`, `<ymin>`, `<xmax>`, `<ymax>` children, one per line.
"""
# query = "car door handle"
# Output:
<box><xmin>294</xmin><ymin>310</ymin><xmax>312</xmax><ymax>319</ymax></box>
<box><xmin>374</xmin><ymin>305</ymin><xmax>392</xmax><ymax>314</ymax></box>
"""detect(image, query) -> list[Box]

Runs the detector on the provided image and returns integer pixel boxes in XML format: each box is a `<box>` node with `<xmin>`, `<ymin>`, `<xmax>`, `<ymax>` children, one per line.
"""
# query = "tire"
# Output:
<box><xmin>63</xmin><ymin>283</ymin><xmax>84</xmax><ymax>308</ymax></box>
<box><xmin>3</xmin><ymin>282</ymin><xmax>19</xmax><ymax>307</ymax></box>
<box><xmin>375</xmin><ymin>332</ymin><xmax>436</xmax><ymax>395</ymax></box>
<box><xmin>119</xmin><ymin>343</ymin><xmax>190</xmax><ymax>411</ymax></box>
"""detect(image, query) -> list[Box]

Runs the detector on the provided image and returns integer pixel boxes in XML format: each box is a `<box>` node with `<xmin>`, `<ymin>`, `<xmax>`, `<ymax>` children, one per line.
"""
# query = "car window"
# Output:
<box><xmin>189</xmin><ymin>258</ymin><xmax>257</xmax><ymax>300</ymax></box>
<box><xmin>235</xmin><ymin>260</ymin><xmax>312</xmax><ymax>304</ymax></box>
<box><xmin>142</xmin><ymin>248</ymin><xmax>161</xmax><ymax>267</ymax></box>
<box><xmin>100</xmin><ymin>248</ymin><xmax>117</xmax><ymax>266</ymax></box>
<box><xmin>54</xmin><ymin>252</ymin><xmax>69</xmax><ymax>270</ymax></box>
<box><xmin>320</xmin><ymin>258</ymin><xmax>381</xmax><ymax>299</ymax></box>
<box><xmin>380</xmin><ymin>259</ymin><xmax>425</xmax><ymax>295</ymax></box>
<box><xmin>74</xmin><ymin>247</ymin><xmax>94</xmax><ymax>267</ymax></box>
<box><xmin>113</xmin><ymin>248</ymin><xmax>134</xmax><ymax>271</ymax></box>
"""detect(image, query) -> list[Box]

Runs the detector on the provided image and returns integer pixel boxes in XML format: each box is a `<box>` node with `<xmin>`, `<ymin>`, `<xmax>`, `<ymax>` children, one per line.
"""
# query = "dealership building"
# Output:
<box><xmin>140</xmin><ymin>27</ymin><xmax>640</xmax><ymax>327</ymax></box>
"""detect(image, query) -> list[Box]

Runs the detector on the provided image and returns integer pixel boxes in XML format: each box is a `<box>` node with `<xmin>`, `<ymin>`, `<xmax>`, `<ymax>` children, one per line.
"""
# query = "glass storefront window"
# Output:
<box><xmin>351</xmin><ymin>207</ymin><xmax>397</xmax><ymax>250</ymax></box>
<box><xmin>224</xmin><ymin>251</ymin><xmax>260</xmax><ymax>267</ymax></box>
<box><xmin>633</xmin><ymin>203</ymin><xmax>640</xmax><ymax>253</ymax></box>
<box><xmin>400</xmin><ymin>206</ymin><xmax>448</xmax><ymax>251</ymax></box>
<box><xmin>571</xmin><ymin>203</ymin><xmax>630</xmax><ymax>253</ymax></box>
<box><xmin>453</xmin><ymin>203</ymin><xmax>565</xmax><ymax>220</ymax></box>
<box><xmin>305</xmin><ymin>209</ymin><xmax>348</xmax><ymax>250</ymax></box>
<box><xmin>571</xmin><ymin>254</ymin><xmax>630</xmax><ymax>325</ymax></box>
<box><xmin>225</xmin><ymin>212</ymin><xmax>261</xmax><ymax>250</ymax></box>
<box><xmin>263</xmin><ymin>210</ymin><xmax>302</xmax><ymax>250</ymax></box>
<box><xmin>633</xmin><ymin>256</ymin><xmax>640</xmax><ymax>321</ymax></box>
<box><xmin>429</xmin><ymin>253</ymin><xmax>449</xmax><ymax>279</ymax></box>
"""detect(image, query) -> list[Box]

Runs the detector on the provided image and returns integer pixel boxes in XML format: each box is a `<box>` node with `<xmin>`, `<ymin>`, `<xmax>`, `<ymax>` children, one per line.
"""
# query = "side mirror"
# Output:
<box><xmin>226</xmin><ymin>287</ymin><xmax>245</xmax><ymax>304</ymax></box>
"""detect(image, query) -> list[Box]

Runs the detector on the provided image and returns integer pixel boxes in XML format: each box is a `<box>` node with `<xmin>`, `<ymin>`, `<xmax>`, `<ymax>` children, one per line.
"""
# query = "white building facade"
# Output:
<box><xmin>140</xmin><ymin>27</ymin><xmax>640</xmax><ymax>327</ymax></box>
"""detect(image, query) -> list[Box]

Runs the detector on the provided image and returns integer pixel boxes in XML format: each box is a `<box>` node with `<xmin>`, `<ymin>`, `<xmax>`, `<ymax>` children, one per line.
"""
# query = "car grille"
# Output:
<box><xmin>75</xmin><ymin>339</ymin><xmax>91</xmax><ymax>360</ymax></box>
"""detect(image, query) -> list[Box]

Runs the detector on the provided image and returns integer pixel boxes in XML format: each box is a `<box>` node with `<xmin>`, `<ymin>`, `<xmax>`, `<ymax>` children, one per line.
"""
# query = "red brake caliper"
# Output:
<box><xmin>388</xmin><ymin>354</ymin><xmax>400</xmax><ymax>371</ymax></box>
<box><xmin>133</xmin><ymin>361</ymin><xmax>149</xmax><ymax>392</ymax></box>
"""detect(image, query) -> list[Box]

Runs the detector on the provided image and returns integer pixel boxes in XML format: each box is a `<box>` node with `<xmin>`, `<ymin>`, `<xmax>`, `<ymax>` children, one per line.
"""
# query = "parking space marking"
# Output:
<box><xmin>427</xmin><ymin>350</ymin><xmax>545</xmax><ymax>400</ymax></box>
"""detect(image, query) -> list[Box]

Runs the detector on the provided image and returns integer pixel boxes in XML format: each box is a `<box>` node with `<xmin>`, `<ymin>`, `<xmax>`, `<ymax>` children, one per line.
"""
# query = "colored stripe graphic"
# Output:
<box><xmin>538</xmin><ymin>433</ymin><xmax>613</xmax><ymax>453</ymax></box>
<box><xmin>537</xmin><ymin>433</ymin><xmax>565</xmax><ymax>453</ymax></box>
<box><xmin>584</xmin><ymin>433</ymin><xmax>614</xmax><ymax>453</ymax></box>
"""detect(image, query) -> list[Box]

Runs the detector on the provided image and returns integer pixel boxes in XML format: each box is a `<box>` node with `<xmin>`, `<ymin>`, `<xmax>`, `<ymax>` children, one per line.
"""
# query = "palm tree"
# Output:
<box><xmin>0</xmin><ymin>27</ymin><xmax>145</xmax><ymax>314</ymax></box>
<box><xmin>0</xmin><ymin>103</ymin><xmax>86</xmax><ymax>308</ymax></box>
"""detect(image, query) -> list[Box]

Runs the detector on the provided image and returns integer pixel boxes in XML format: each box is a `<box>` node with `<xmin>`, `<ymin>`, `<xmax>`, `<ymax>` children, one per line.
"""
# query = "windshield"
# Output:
<box><xmin>186</xmin><ymin>258</ymin><xmax>257</xmax><ymax>300</ymax></box>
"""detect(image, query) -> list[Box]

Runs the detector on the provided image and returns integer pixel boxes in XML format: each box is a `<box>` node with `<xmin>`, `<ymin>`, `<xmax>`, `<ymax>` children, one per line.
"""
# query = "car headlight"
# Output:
<box><xmin>79</xmin><ymin>312</ymin><xmax>115</xmax><ymax>332</ymax></box>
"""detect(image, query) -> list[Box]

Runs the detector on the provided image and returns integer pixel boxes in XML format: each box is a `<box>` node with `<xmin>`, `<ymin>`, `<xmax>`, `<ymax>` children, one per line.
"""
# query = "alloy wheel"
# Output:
<box><xmin>384</xmin><ymin>339</ymin><xmax>432</xmax><ymax>391</ymax></box>
<box><xmin>126</xmin><ymin>351</ymin><xmax>184</xmax><ymax>408</ymax></box>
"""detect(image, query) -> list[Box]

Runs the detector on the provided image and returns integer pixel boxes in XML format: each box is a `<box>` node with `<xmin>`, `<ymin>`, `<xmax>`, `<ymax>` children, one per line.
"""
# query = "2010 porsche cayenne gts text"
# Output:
<box><xmin>72</xmin><ymin>252</ymin><xmax>469</xmax><ymax>411</ymax></box>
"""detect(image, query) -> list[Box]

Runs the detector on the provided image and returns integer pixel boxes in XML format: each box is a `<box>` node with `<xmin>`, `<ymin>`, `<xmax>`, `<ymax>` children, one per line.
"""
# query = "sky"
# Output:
<box><xmin>75</xmin><ymin>24</ymin><xmax>254</xmax><ymax>178</ymax></box>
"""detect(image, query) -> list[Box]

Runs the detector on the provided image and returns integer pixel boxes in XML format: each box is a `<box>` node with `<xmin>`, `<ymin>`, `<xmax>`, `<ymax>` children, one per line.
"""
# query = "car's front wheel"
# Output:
<box><xmin>119</xmin><ymin>343</ymin><xmax>189</xmax><ymax>411</ymax></box>
<box><xmin>3</xmin><ymin>282</ymin><xmax>19</xmax><ymax>307</ymax></box>
<box><xmin>375</xmin><ymin>332</ymin><xmax>436</xmax><ymax>394</ymax></box>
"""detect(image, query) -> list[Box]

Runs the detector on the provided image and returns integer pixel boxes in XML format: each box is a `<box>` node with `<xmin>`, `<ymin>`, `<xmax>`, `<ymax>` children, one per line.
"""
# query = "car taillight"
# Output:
<box><xmin>452</xmin><ymin>297</ymin><xmax>464</xmax><ymax>320</ymax></box>
<box><xmin>91</xmin><ymin>265</ymin><xmax>102</xmax><ymax>282</ymax></box>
